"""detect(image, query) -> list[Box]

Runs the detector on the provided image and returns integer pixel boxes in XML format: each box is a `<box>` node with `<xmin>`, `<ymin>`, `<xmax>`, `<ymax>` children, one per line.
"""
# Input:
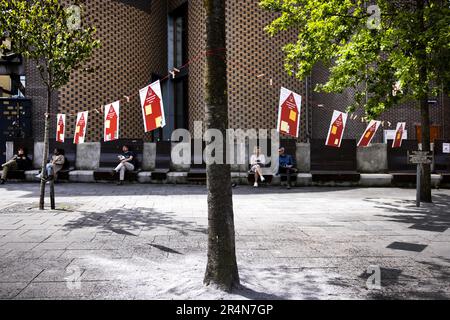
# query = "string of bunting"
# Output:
<box><xmin>49</xmin><ymin>47</ymin><xmax>404</xmax><ymax>148</ymax></box>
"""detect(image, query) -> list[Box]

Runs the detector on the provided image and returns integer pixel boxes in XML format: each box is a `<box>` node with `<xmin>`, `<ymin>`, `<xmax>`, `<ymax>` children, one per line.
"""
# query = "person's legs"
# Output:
<box><xmin>120</xmin><ymin>162</ymin><xmax>134</xmax><ymax>181</ymax></box>
<box><xmin>46</xmin><ymin>163</ymin><xmax>54</xmax><ymax>178</ymax></box>
<box><xmin>119</xmin><ymin>166</ymin><xmax>126</xmax><ymax>181</ymax></box>
<box><xmin>114</xmin><ymin>163</ymin><xmax>124</xmax><ymax>178</ymax></box>
<box><xmin>287</xmin><ymin>168</ymin><xmax>298</xmax><ymax>188</ymax></box>
<box><xmin>286</xmin><ymin>168</ymin><xmax>291</xmax><ymax>187</ymax></box>
<box><xmin>253</xmin><ymin>165</ymin><xmax>264</xmax><ymax>187</ymax></box>
<box><xmin>123</xmin><ymin>162</ymin><xmax>135</xmax><ymax>172</ymax></box>
<box><xmin>2</xmin><ymin>159</ymin><xmax>17</xmax><ymax>167</ymax></box>
<box><xmin>256</xmin><ymin>167</ymin><xmax>265</xmax><ymax>182</ymax></box>
<box><xmin>1</xmin><ymin>161</ymin><xmax>18</xmax><ymax>182</ymax></box>
<box><xmin>278</xmin><ymin>166</ymin><xmax>287</xmax><ymax>185</ymax></box>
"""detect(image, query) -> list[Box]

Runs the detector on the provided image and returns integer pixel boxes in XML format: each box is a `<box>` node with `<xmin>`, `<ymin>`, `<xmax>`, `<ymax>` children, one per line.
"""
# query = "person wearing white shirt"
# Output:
<box><xmin>250</xmin><ymin>147</ymin><xmax>266</xmax><ymax>187</ymax></box>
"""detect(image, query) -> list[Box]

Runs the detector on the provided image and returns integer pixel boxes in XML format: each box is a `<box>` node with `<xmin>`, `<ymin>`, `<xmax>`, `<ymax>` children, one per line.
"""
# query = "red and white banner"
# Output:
<box><xmin>276</xmin><ymin>87</ymin><xmax>302</xmax><ymax>138</ymax></box>
<box><xmin>74</xmin><ymin>111</ymin><xmax>88</xmax><ymax>145</ymax></box>
<box><xmin>104</xmin><ymin>101</ymin><xmax>120</xmax><ymax>142</ymax></box>
<box><xmin>392</xmin><ymin>122</ymin><xmax>406</xmax><ymax>148</ymax></box>
<box><xmin>139</xmin><ymin>80</ymin><xmax>166</xmax><ymax>133</ymax></box>
<box><xmin>358</xmin><ymin>120</ymin><xmax>381</xmax><ymax>147</ymax></box>
<box><xmin>326</xmin><ymin>110</ymin><xmax>348</xmax><ymax>148</ymax></box>
<box><xmin>56</xmin><ymin>114</ymin><xmax>66</xmax><ymax>143</ymax></box>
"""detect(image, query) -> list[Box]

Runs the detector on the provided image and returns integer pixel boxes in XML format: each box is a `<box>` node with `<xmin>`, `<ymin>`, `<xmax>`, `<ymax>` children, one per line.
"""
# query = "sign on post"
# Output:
<box><xmin>408</xmin><ymin>151</ymin><xmax>433</xmax><ymax>165</ymax></box>
<box><xmin>407</xmin><ymin>151</ymin><xmax>433</xmax><ymax>208</ymax></box>
<box><xmin>443</xmin><ymin>143</ymin><xmax>450</xmax><ymax>154</ymax></box>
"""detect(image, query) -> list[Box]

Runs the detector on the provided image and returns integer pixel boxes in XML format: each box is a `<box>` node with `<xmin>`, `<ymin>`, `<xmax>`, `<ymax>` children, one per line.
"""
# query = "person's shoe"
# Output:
<box><xmin>35</xmin><ymin>173</ymin><xmax>42</xmax><ymax>179</ymax></box>
<box><xmin>117</xmin><ymin>181</ymin><xmax>123</xmax><ymax>186</ymax></box>
<box><xmin>260</xmin><ymin>176</ymin><xmax>265</xmax><ymax>182</ymax></box>
<box><xmin>110</xmin><ymin>170</ymin><xmax>116</xmax><ymax>177</ymax></box>
<box><xmin>0</xmin><ymin>179</ymin><xmax>5</xmax><ymax>185</ymax></box>
<box><xmin>253</xmin><ymin>182</ymin><xmax>258</xmax><ymax>188</ymax></box>
<box><xmin>231</xmin><ymin>183</ymin><xmax>237</xmax><ymax>188</ymax></box>
<box><xmin>287</xmin><ymin>185</ymin><xmax>291</xmax><ymax>190</ymax></box>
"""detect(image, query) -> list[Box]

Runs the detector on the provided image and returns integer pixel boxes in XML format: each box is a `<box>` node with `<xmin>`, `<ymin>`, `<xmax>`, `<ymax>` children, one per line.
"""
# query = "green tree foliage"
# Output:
<box><xmin>0</xmin><ymin>0</ymin><xmax>99</xmax><ymax>89</ymax></box>
<box><xmin>0</xmin><ymin>0</ymin><xmax>100</xmax><ymax>209</ymax></box>
<box><xmin>260</xmin><ymin>0</ymin><xmax>450</xmax><ymax>118</ymax></box>
<box><xmin>261</xmin><ymin>0</ymin><xmax>450</xmax><ymax>203</ymax></box>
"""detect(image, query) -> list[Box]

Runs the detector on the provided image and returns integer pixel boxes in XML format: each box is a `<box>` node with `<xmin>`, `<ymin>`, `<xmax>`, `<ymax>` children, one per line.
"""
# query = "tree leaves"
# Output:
<box><xmin>0</xmin><ymin>0</ymin><xmax>100</xmax><ymax>89</ymax></box>
<box><xmin>260</xmin><ymin>0</ymin><xmax>450</xmax><ymax>119</ymax></box>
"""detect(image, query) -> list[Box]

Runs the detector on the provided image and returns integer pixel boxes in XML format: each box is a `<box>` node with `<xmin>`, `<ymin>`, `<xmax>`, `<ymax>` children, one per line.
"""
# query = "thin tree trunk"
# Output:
<box><xmin>417</xmin><ymin>0</ymin><xmax>432</xmax><ymax>203</ymax></box>
<box><xmin>203</xmin><ymin>0</ymin><xmax>239</xmax><ymax>292</ymax></box>
<box><xmin>39</xmin><ymin>85</ymin><xmax>51</xmax><ymax>210</ymax></box>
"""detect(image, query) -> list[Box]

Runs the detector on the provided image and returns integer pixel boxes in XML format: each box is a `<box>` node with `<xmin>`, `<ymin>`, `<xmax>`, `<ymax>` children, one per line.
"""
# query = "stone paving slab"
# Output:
<box><xmin>0</xmin><ymin>183</ymin><xmax>449</xmax><ymax>299</ymax></box>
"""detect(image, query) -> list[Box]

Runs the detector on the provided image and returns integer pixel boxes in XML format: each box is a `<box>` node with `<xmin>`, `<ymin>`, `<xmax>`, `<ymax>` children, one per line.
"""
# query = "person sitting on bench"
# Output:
<box><xmin>250</xmin><ymin>147</ymin><xmax>266</xmax><ymax>188</ymax></box>
<box><xmin>36</xmin><ymin>148</ymin><xmax>65</xmax><ymax>181</ymax></box>
<box><xmin>278</xmin><ymin>147</ymin><xmax>297</xmax><ymax>189</ymax></box>
<box><xmin>1</xmin><ymin>147</ymin><xmax>32</xmax><ymax>184</ymax></box>
<box><xmin>112</xmin><ymin>145</ymin><xmax>135</xmax><ymax>185</ymax></box>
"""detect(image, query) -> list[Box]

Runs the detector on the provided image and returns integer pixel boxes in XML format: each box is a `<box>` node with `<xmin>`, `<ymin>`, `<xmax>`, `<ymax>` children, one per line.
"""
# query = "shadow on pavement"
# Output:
<box><xmin>62</xmin><ymin>207</ymin><xmax>207</xmax><ymax>237</ymax></box>
<box><xmin>364</xmin><ymin>193</ymin><xmax>450</xmax><ymax>234</ymax></box>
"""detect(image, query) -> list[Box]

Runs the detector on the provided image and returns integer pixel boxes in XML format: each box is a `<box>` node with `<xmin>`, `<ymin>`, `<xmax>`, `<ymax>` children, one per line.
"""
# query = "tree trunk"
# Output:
<box><xmin>39</xmin><ymin>85</ymin><xmax>51</xmax><ymax>210</ymax></box>
<box><xmin>203</xmin><ymin>0</ymin><xmax>239</xmax><ymax>292</ymax></box>
<box><xmin>417</xmin><ymin>0</ymin><xmax>432</xmax><ymax>203</ymax></box>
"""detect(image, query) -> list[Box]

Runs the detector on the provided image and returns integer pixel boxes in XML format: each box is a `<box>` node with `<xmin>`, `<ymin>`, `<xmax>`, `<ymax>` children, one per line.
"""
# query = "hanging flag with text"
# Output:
<box><xmin>104</xmin><ymin>101</ymin><xmax>120</xmax><ymax>142</ymax></box>
<box><xmin>139</xmin><ymin>80</ymin><xmax>166</xmax><ymax>133</ymax></box>
<box><xmin>56</xmin><ymin>114</ymin><xmax>66</xmax><ymax>143</ymax></box>
<box><xmin>277</xmin><ymin>87</ymin><xmax>302</xmax><ymax>138</ymax></box>
<box><xmin>326</xmin><ymin>110</ymin><xmax>348</xmax><ymax>148</ymax></box>
<box><xmin>74</xmin><ymin>111</ymin><xmax>88</xmax><ymax>145</ymax></box>
<box><xmin>392</xmin><ymin>122</ymin><xmax>406</xmax><ymax>148</ymax></box>
<box><xmin>358</xmin><ymin>120</ymin><xmax>381</xmax><ymax>147</ymax></box>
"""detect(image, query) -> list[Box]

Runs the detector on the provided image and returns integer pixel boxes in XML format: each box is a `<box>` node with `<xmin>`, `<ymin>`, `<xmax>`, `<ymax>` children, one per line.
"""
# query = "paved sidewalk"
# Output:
<box><xmin>0</xmin><ymin>183</ymin><xmax>449</xmax><ymax>299</ymax></box>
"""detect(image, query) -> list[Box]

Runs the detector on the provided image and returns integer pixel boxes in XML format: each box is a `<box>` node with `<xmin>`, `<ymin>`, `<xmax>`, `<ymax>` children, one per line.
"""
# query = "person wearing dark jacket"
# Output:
<box><xmin>1</xmin><ymin>147</ymin><xmax>32</xmax><ymax>184</ymax></box>
<box><xmin>278</xmin><ymin>147</ymin><xmax>297</xmax><ymax>189</ymax></box>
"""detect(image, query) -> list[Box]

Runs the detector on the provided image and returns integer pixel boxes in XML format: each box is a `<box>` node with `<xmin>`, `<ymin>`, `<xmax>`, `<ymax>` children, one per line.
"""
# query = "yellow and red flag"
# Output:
<box><xmin>104</xmin><ymin>101</ymin><xmax>120</xmax><ymax>142</ymax></box>
<box><xmin>358</xmin><ymin>120</ymin><xmax>381</xmax><ymax>147</ymax></box>
<box><xmin>139</xmin><ymin>80</ymin><xmax>166</xmax><ymax>133</ymax></box>
<box><xmin>56</xmin><ymin>114</ymin><xmax>65</xmax><ymax>143</ymax></box>
<box><xmin>276</xmin><ymin>87</ymin><xmax>302</xmax><ymax>138</ymax></box>
<box><xmin>74</xmin><ymin>111</ymin><xmax>88</xmax><ymax>145</ymax></box>
<box><xmin>392</xmin><ymin>122</ymin><xmax>406</xmax><ymax>148</ymax></box>
<box><xmin>326</xmin><ymin>110</ymin><xmax>348</xmax><ymax>148</ymax></box>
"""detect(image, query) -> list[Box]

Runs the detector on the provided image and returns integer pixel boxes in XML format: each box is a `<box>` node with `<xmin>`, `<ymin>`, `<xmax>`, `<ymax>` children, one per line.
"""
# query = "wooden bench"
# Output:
<box><xmin>3</xmin><ymin>138</ymin><xmax>34</xmax><ymax>180</ymax></box>
<box><xmin>151</xmin><ymin>141</ymin><xmax>171</xmax><ymax>181</ymax></box>
<box><xmin>310</xmin><ymin>139</ymin><xmax>360</xmax><ymax>183</ymax></box>
<box><xmin>433</xmin><ymin>140</ymin><xmax>450</xmax><ymax>185</ymax></box>
<box><xmin>94</xmin><ymin>139</ymin><xmax>143</xmax><ymax>181</ymax></box>
<box><xmin>387</xmin><ymin>139</ymin><xmax>418</xmax><ymax>185</ymax></box>
<box><xmin>49</xmin><ymin>139</ymin><xmax>76</xmax><ymax>181</ymax></box>
<box><xmin>187</xmin><ymin>139</ymin><xmax>207</xmax><ymax>183</ymax></box>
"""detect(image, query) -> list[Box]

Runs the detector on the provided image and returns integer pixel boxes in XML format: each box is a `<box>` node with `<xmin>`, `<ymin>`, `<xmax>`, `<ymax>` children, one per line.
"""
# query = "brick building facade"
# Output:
<box><xmin>24</xmin><ymin>0</ymin><xmax>449</xmax><ymax>143</ymax></box>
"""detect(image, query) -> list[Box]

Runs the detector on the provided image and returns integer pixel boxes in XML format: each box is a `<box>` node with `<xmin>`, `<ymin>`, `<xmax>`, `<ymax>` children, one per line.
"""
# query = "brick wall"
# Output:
<box><xmin>28</xmin><ymin>0</ymin><xmax>167</xmax><ymax>142</ymax></box>
<box><xmin>25</xmin><ymin>0</ymin><xmax>449</xmax><ymax>144</ymax></box>
<box><xmin>25</xmin><ymin>60</ymin><xmax>59</xmax><ymax>141</ymax></box>
<box><xmin>311</xmin><ymin>63</ymin><xmax>449</xmax><ymax>142</ymax></box>
<box><xmin>187</xmin><ymin>0</ymin><xmax>307</xmax><ymax>140</ymax></box>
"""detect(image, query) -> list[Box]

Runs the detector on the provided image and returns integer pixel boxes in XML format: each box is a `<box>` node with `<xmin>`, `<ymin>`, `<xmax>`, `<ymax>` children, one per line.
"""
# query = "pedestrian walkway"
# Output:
<box><xmin>0</xmin><ymin>183</ymin><xmax>449</xmax><ymax>299</ymax></box>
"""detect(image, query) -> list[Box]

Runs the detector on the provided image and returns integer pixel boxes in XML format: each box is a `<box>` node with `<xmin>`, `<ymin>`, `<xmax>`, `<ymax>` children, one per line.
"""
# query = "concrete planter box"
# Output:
<box><xmin>76</xmin><ymin>143</ymin><xmax>100</xmax><ymax>170</ymax></box>
<box><xmin>357</xmin><ymin>143</ymin><xmax>388</xmax><ymax>173</ymax></box>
